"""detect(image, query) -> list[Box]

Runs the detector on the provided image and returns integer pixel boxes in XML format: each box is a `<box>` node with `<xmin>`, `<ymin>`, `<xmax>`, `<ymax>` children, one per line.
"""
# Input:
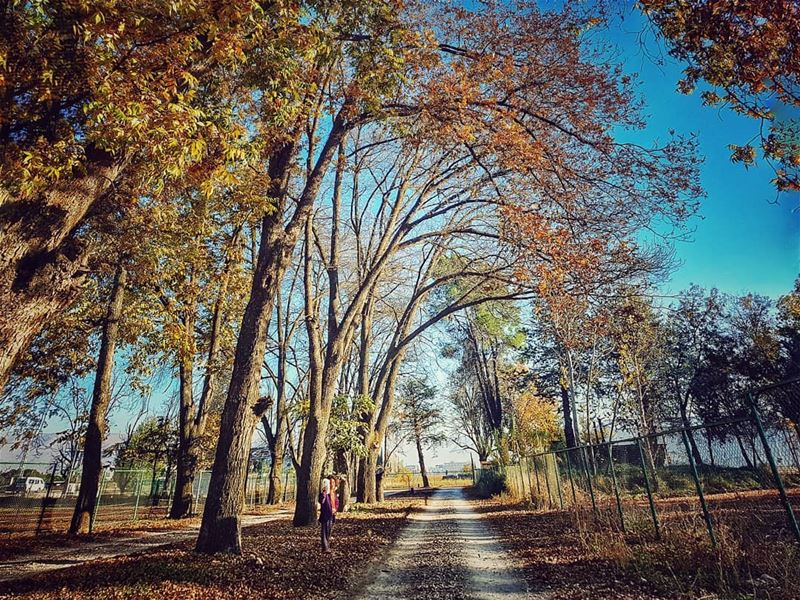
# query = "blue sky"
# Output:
<box><xmin>599</xmin><ymin>7</ymin><xmax>799</xmax><ymax>299</ymax></box>
<box><xmin>7</xmin><ymin>2</ymin><xmax>799</xmax><ymax>466</ymax></box>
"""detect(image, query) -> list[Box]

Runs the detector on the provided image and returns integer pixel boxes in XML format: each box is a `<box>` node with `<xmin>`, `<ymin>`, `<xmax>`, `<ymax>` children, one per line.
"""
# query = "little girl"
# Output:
<box><xmin>319</xmin><ymin>478</ymin><xmax>334</xmax><ymax>552</ymax></box>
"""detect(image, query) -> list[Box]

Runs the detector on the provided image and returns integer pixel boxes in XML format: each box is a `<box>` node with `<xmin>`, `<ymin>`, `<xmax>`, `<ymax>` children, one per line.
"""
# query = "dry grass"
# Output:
<box><xmin>477</xmin><ymin>486</ymin><xmax>800</xmax><ymax>599</ymax></box>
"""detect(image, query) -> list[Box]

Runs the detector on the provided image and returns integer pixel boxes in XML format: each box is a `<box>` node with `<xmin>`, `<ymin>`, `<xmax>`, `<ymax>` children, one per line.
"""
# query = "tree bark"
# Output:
<box><xmin>679</xmin><ymin>401</ymin><xmax>703</xmax><ymax>466</ymax></box>
<box><xmin>69</xmin><ymin>263</ymin><xmax>126</xmax><ymax>535</ymax></box>
<box><xmin>170</xmin><ymin>345</ymin><xmax>201</xmax><ymax>518</ymax></box>
<box><xmin>334</xmin><ymin>449</ymin><xmax>350</xmax><ymax>511</ymax></box>
<box><xmin>560</xmin><ymin>383</ymin><xmax>576</xmax><ymax>448</ymax></box>
<box><xmin>195</xmin><ymin>144</ymin><xmax>297</xmax><ymax>554</ymax></box>
<box><xmin>0</xmin><ymin>153</ymin><xmax>124</xmax><ymax>391</ymax></box>
<box><xmin>170</xmin><ymin>228</ymin><xmax>240</xmax><ymax>519</ymax></box>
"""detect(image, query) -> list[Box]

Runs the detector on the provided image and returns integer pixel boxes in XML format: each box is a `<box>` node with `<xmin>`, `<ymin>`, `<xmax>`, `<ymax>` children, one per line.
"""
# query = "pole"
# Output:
<box><xmin>749</xmin><ymin>394</ymin><xmax>800</xmax><ymax>543</ymax></box>
<box><xmin>36</xmin><ymin>462</ymin><xmax>58</xmax><ymax>535</ymax></box>
<box><xmin>542</xmin><ymin>454</ymin><xmax>554</xmax><ymax>509</ymax></box>
<box><xmin>579</xmin><ymin>445</ymin><xmax>598</xmax><ymax>517</ymax></box>
<box><xmin>607</xmin><ymin>442</ymin><xmax>625</xmax><ymax>533</ymax></box>
<box><xmin>532</xmin><ymin>456</ymin><xmax>542</xmax><ymax>497</ymax></box>
<box><xmin>681</xmin><ymin>428</ymin><xmax>716</xmax><ymax>546</ymax></box>
<box><xmin>637</xmin><ymin>438</ymin><xmax>660</xmax><ymax>539</ymax></box>
<box><xmin>470</xmin><ymin>455</ymin><xmax>476</xmax><ymax>486</ymax></box>
<box><xmin>552</xmin><ymin>453</ymin><xmax>564</xmax><ymax>510</ymax></box>
<box><xmin>90</xmin><ymin>467</ymin><xmax>107</xmax><ymax>533</ymax></box>
<box><xmin>523</xmin><ymin>457</ymin><xmax>535</xmax><ymax>503</ymax></box>
<box><xmin>133</xmin><ymin>471</ymin><xmax>143</xmax><ymax>521</ymax></box>
<box><xmin>565</xmin><ymin>449</ymin><xmax>577</xmax><ymax>505</ymax></box>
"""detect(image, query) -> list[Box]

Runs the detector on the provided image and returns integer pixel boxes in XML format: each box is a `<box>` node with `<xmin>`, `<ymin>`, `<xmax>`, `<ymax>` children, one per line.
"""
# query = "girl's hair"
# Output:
<box><xmin>322</xmin><ymin>478</ymin><xmax>330</xmax><ymax>494</ymax></box>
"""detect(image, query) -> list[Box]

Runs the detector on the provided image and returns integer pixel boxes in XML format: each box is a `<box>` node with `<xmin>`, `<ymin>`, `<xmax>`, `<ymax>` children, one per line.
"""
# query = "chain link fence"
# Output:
<box><xmin>480</xmin><ymin>379</ymin><xmax>800</xmax><ymax>555</ymax></box>
<box><xmin>0</xmin><ymin>463</ymin><xmax>297</xmax><ymax>537</ymax></box>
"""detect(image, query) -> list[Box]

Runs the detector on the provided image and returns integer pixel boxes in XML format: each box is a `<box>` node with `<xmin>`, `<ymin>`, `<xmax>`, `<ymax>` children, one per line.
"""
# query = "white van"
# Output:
<box><xmin>12</xmin><ymin>477</ymin><xmax>46</xmax><ymax>494</ymax></box>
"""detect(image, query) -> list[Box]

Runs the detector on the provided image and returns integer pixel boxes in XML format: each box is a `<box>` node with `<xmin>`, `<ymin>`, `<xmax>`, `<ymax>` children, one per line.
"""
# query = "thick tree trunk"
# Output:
<box><xmin>200</xmin><ymin>113</ymin><xmax>346</xmax><ymax>544</ymax></box>
<box><xmin>195</xmin><ymin>145</ymin><xmax>298</xmax><ymax>554</ymax></box>
<box><xmin>0</xmin><ymin>154</ymin><xmax>124</xmax><ymax>391</ymax></box>
<box><xmin>361</xmin><ymin>449</ymin><xmax>379</xmax><ymax>504</ymax></box>
<box><xmin>69</xmin><ymin>264</ymin><xmax>126</xmax><ymax>535</ymax></box>
<box><xmin>356</xmin><ymin>456</ymin><xmax>369</xmax><ymax>503</ymax></box>
<box><xmin>416</xmin><ymin>434</ymin><xmax>430</xmax><ymax>488</ymax></box>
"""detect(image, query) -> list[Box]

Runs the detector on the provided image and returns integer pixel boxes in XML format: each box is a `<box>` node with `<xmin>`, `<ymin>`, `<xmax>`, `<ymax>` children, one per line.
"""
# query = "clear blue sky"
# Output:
<box><xmin>600</xmin><ymin>6</ymin><xmax>799</xmax><ymax>299</ymax></box>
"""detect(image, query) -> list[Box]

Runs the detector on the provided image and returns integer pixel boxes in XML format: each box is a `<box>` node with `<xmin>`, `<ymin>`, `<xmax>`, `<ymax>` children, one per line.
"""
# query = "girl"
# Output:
<box><xmin>319</xmin><ymin>478</ymin><xmax>333</xmax><ymax>552</ymax></box>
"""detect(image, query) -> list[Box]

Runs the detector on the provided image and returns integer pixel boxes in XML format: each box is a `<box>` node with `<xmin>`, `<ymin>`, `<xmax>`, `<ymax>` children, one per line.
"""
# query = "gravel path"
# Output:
<box><xmin>358</xmin><ymin>488</ymin><xmax>542</xmax><ymax>600</ymax></box>
<box><xmin>0</xmin><ymin>513</ymin><xmax>286</xmax><ymax>582</ymax></box>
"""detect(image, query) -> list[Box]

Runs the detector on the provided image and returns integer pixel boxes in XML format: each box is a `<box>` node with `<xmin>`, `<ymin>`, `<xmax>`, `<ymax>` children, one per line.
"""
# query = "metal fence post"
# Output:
<box><xmin>36</xmin><ymin>462</ymin><xmax>58</xmax><ymax>535</ymax></box>
<box><xmin>542</xmin><ymin>455</ymin><xmax>554</xmax><ymax>509</ymax></box>
<box><xmin>637</xmin><ymin>438</ymin><xmax>660</xmax><ymax>538</ymax></box>
<box><xmin>579</xmin><ymin>445</ymin><xmax>598</xmax><ymax>517</ymax></box>
<box><xmin>471</xmin><ymin>455</ymin><xmax>476</xmax><ymax>485</ymax></box>
<box><xmin>552</xmin><ymin>453</ymin><xmax>564</xmax><ymax>510</ymax></box>
<box><xmin>532</xmin><ymin>456</ymin><xmax>542</xmax><ymax>499</ymax></box>
<box><xmin>681</xmin><ymin>429</ymin><xmax>716</xmax><ymax>546</ymax></box>
<box><xmin>565</xmin><ymin>450</ymin><xmax>577</xmax><ymax>505</ymax></box>
<box><xmin>748</xmin><ymin>394</ymin><xmax>800</xmax><ymax>543</ymax></box>
<box><xmin>133</xmin><ymin>471</ymin><xmax>143</xmax><ymax>521</ymax></box>
<box><xmin>91</xmin><ymin>467</ymin><xmax>107</xmax><ymax>533</ymax></box>
<box><xmin>607</xmin><ymin>442</ymin><xmax>626</xmax><ymax>533</ymax></box>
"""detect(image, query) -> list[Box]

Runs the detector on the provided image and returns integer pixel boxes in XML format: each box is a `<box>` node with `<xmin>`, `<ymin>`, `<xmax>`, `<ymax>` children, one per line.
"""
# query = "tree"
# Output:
<box><xmin>397</xmin><ymin>378</ymin><xmax>445</xmax><ymax>488</ymax></box>
<box><xmin>197</xmin><ymin>0</ymin><xmax>412</xmax><ymax>552</ymax></box>
<box><xmin>69</xmin><ymin>263</ymin><xmax>127</xmax><ymax>534</ymax></box>
<box><xmin>641</xmin><ymin>0</ymin><xmax>800</xmax><ymax>191</ymax></box>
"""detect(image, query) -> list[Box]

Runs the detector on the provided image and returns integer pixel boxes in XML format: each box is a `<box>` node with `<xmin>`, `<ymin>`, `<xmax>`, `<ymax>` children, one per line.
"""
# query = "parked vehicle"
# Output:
<box><xmin>11</xmin><ymin>477</ymin><xmax>46</xmax><ymax>494</ymax></box>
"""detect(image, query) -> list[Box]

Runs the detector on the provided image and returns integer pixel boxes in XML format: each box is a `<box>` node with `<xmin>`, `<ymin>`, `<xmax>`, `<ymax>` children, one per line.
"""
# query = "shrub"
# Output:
<box><xmin>474</xmin><ymin>469</ymin><xmax>507</xmax><ymax>498</ymax></box>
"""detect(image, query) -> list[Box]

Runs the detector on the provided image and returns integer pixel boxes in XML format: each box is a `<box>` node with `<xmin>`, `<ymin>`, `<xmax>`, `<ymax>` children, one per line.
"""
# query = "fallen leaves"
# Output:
<box><xmin>1</xmin><ymin>499</ymin><xmax>421</xmax><ymax>599</ymax></box>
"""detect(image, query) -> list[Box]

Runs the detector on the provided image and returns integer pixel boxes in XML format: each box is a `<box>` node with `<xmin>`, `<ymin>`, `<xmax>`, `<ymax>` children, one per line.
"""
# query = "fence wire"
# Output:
<box><xmin>0</xmin><ymin>464</ymin><xmax>297</xmax><ymax>537</ymax></box>
<box><xmin>482</xmin><ymin>379</ymin><xmax>800</xmax><ymax>553</ymax></box>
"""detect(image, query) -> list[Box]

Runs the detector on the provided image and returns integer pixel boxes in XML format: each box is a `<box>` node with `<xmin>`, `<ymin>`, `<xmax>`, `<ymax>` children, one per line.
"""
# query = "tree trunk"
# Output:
<box><xmin>334</xmin><ymin>449</ymin><xmax>350</xmax><ymax>512</ymax></box>
<box><xmin>735</xmin><ymin>433</ymin><xmax>755</xmax><ymax>470</ymax></box>
<box><xmin>679</xmin><ymin>402</ymin><xmax>703</xmax><ymax>466</ymax></box>
<box><xmin>560</xmin><ymin>383</ymin><xmax>576</xmax><ymax>448</ymax></box>
<box><xmin>361</xmin><ymin>450</ymin><xmax>379</xmax><ymax>504</ymax></box>
<box><xmin>170</xmin><ymin>354</ymin><xmax>197</xmax><ymax>519</ymax></box>
<box><xmin>195</xmin><ymin>144</ymin><xmax>299</xmax><ymax>554</ymax></box>
<box><xmin>415</xmin><ymin>434</ymin><xmax>429</xmax><ymax>488</ymax></box>
<box><xmin>69</xmin><ymin>264</ymin><xmax>126</xmax><ymax>535</ymax></box>
<box><xmin>266</xmin><ymin>422</ymin><xmax>286</xmax><ymax>505</ymax></box>
<box><xmin>0</xmin><ymin>153</ymin><xmax>124</xmax><ymax>391</ymax></box>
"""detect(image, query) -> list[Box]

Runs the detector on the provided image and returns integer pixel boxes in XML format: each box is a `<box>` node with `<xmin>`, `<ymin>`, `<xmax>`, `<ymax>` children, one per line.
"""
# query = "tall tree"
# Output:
<box><xmin>397</xmin><ymin>378</ymin><xmax>445</xmax><ymax>488</ymax></box>
<box><xmin>69</xmin><ymin>262</ymin><xmax>127</xmax><ymax>534</ymax></box>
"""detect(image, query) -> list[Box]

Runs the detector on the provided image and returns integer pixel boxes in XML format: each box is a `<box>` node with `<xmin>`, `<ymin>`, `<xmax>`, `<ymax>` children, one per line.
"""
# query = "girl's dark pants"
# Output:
<box><xmin>320</xmin><ymin>517</ymin><xmax>333</xmax><ymax>551</ymax></box>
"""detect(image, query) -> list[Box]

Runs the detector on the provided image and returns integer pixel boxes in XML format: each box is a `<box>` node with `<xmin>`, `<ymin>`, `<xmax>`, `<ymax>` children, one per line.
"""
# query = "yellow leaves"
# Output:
<box><xmin>180</xmin><ymin>71</ymin><xmax>199</xmax><ymax>89</ymax></box>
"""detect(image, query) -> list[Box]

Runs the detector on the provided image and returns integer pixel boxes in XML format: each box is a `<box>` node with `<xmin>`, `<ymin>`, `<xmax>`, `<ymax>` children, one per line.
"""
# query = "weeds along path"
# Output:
<box><xmin>357</xmin><ymin>488</ymin><xmax>542</xmax><ymax>600</ymax></box>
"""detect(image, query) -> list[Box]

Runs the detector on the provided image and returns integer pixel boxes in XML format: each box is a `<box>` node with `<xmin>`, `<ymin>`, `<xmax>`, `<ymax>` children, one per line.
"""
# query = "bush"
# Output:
<box><xmin>474</xmin><ymin>469</ymin><xmax>507</xmax><ymax>498</ymax></box>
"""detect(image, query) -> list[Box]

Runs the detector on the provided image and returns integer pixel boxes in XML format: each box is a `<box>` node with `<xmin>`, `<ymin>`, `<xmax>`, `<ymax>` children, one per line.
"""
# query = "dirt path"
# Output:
<box><xmin>358</xmin><ymin>488</ymin><xmax>542</xmax><ymax>600</ymax></box>
<box><xmin>0</xmin><ymin>513</ymin><xmax>287</xmax><ymax>583</ymax></box>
